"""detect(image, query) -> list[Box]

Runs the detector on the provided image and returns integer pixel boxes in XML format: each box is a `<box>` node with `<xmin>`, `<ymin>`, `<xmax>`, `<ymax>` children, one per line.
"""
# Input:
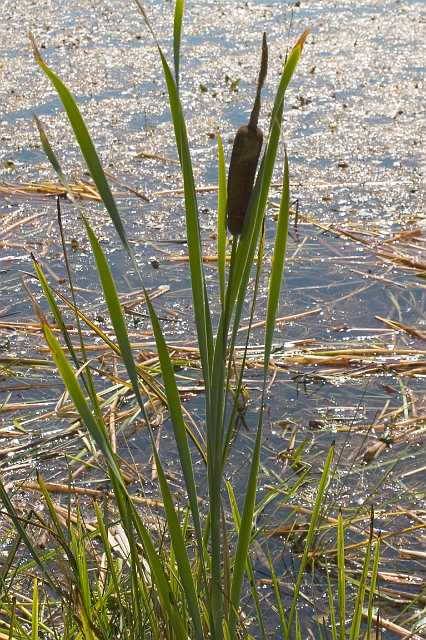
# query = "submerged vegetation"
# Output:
<box><xmin>0</xmin><ymin>2</ymin><xmax>424</xmax><ymax>639</ymax></box>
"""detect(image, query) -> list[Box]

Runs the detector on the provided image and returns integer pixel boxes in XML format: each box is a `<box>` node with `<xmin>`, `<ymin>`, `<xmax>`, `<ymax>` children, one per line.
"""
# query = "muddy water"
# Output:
<box><xmin>1</xmin><ymin>0</ymin><xmax>425</xmax><ymax>637</ymax></box>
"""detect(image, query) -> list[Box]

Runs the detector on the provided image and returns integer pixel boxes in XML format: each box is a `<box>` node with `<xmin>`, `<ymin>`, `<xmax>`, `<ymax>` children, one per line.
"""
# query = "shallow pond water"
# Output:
<box><xmin>0</xmin><ymin>0</ymin><xmax>425</xmax><ymax>636</ymax></box>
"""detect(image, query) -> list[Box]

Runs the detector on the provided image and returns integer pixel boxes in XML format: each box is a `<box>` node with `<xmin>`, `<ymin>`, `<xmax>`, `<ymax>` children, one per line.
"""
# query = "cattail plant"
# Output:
<box><xmin>0</xmin><ymin>9</ymin><xmax>383</xmax><ymax>640</ymax></box>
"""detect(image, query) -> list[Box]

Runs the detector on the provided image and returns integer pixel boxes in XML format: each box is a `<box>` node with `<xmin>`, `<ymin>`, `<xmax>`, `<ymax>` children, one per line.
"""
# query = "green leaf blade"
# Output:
<box><xmin>264</xmin><ymin>149</ymin><xmax>290</xmax><ymax>369</ymax></box>
<box><xmin>217</xmin><ymin>133</ymin><xmax>227</xmax><ymax>310</ymax></box>
<box><xmin>30</xmin><ymin>35</ymin><xmax>133</xmax><ymax>260</ymax></box>
<box><xmin>173</xmin><ymin>0</ymin><xmax>185</xmax><ymax>87</ymax></box>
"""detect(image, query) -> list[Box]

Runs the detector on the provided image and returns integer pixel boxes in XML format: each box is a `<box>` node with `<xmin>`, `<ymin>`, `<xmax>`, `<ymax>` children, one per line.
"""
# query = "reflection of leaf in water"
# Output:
<box><xmin>3</xmin><ymin>159</ymin><xmax>16</xmax><ymax>170</ymax></box>
<box><xmin>229</xmin><ymin>78</ymin><xmax>240</xmax><ymax>92</ymax></box>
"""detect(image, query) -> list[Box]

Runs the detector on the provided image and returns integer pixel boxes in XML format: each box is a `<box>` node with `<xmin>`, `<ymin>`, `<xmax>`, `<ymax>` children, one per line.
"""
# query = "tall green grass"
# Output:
<box><xmin>0</xmin><ymin>4</ymin><xmax>382</xmax><ymax>639</ymax></box>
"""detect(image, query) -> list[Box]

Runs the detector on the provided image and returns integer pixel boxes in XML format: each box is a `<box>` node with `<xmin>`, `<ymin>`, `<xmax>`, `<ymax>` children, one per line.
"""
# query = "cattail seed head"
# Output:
<box><xmin>226</xmin><ymin>125</ymin><xmax>263</xmax><ymax>235</ymax></box>
<box><xmin>226</xmin><ymin>33</ymin><xmax>268</xmax><ymax>236</ymax></box>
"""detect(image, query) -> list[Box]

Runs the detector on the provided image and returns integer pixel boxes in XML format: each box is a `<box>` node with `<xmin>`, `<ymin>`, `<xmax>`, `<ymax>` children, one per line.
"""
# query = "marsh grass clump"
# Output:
<box><xmin>0</xmin><ymin>3</ymin><xmax>385</xmax><ymax>640</ymax></box>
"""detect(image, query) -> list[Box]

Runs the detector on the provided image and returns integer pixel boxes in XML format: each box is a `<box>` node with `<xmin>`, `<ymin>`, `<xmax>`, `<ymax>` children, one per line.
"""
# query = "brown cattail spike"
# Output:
<box><xmin>248</xmin><ymin>33</ymin><xmax>268</xmax><ymax>131</ymax></box>
<box><xmin>227</xmin><ymin>33</ymin><xmax>268</xmax><ymax>236</ymax></box>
